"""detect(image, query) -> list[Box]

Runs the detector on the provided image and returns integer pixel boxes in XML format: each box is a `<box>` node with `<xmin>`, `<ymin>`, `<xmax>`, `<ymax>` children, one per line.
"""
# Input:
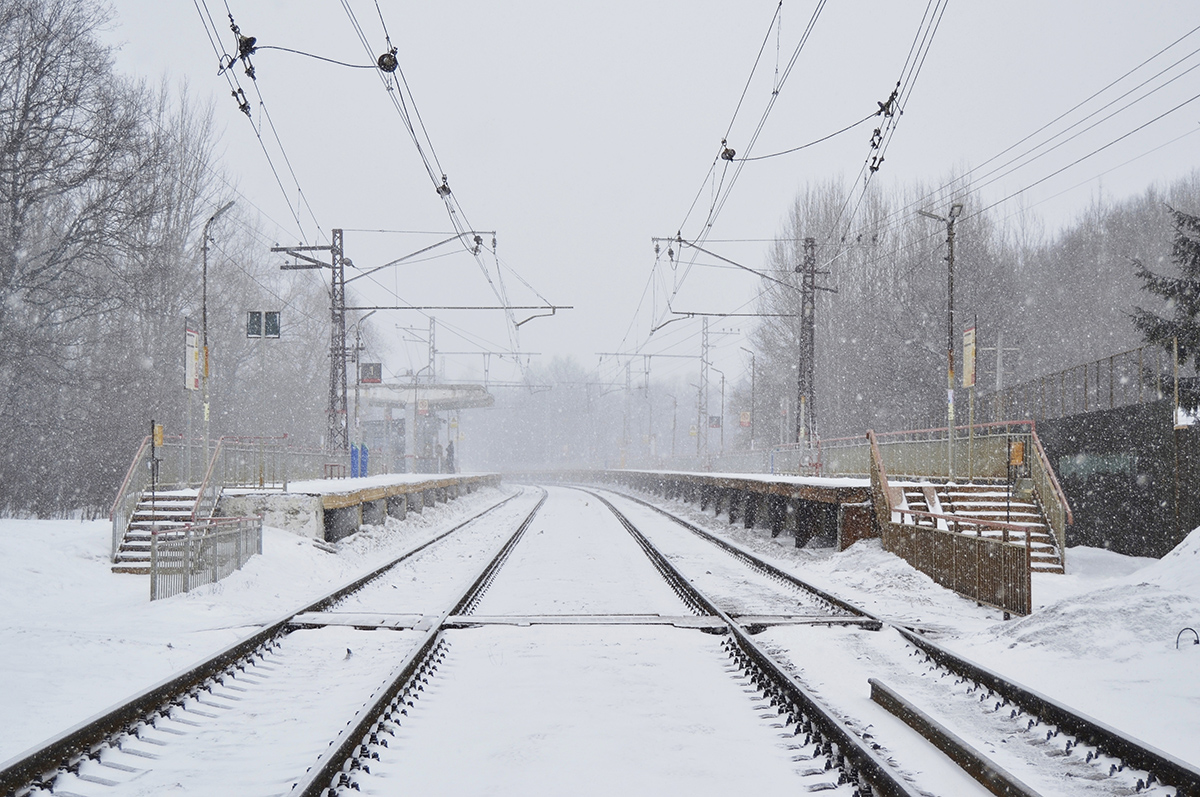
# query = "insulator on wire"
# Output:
<box><xmin>377</xmin><ymin>50</ymin><xmax>398</xmax><ymax>73</ymax></box>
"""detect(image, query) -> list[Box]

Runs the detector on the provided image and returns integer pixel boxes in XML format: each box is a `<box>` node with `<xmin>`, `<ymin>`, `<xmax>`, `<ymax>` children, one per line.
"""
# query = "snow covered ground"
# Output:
<box><xmin>2</xmin><ymin>480</ymin><xmax>1197</xmax><ymax>791</ymax></box>
<box><xmin>637</xmin><ymin>491</ymin><xmax>1200</xmax><ymax>769</ymax></box>
<box><xmin>0</xmin><ymin>486</ymin><xmax>518</xmax><ymax>762</ymax></box>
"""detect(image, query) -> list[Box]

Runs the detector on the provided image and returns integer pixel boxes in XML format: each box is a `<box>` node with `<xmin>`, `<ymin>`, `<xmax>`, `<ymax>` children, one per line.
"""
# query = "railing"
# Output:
<box><xmin>189</xmin><ymin>437</ymin><xmax>228</xmax><ymax>525</ymax></box>
<box><xmin>710</xmin><ymin>449</ymin><xmax>772</xmax><ymax>474</ymax></box>
<box><xmin>149</xmin><ymin>516</ymin><xmax>262</xmax><ymax>600</ymax></box>
<box><xmin>110</xmin><ymin>435</ymin><xmax>152</xmax><ymax>561</ymax></box>
<box><xmin>1027</xmin><ymin>427</ymin><xmax>1073</xmax><ymax>558</ymax></box>
<box><xmin>855</xmin><ymin>421</ymin><xmax>1072</xmax><ymax>566</ymax></box>
<box><xmin>214</xmin><ymin>436</ymin><xmax>348</xmax><ymax>489</ymax></box>
<box><xmin>977</xmin><ymin>343</ymin><xmax>1191</xmax><ymax>423</ymax></box>
<box><xmin>109</xmin><ymin>435</ymin><xmax>198</xmax><ymax>560</ymax></box>
<box><xmin>868</xmin><ymin>430</ymin><xmax>1032</xmax><ymax>615</ymax></box>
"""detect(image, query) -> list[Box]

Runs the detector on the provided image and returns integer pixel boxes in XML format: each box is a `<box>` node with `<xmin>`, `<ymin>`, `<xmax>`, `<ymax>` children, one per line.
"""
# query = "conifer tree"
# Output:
<box><xmin>1132</xmin><ymin>207</ymin><xmax>1200</xmax><ymax>370</ymax></box>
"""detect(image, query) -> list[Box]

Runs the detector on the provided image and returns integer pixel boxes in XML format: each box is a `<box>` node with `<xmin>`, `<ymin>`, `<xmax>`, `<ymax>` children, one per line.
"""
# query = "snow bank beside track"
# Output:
<box><xmin>0</xmin><ymin>486</ymin><xmax>512</xmax><ymax>761</ymax></box>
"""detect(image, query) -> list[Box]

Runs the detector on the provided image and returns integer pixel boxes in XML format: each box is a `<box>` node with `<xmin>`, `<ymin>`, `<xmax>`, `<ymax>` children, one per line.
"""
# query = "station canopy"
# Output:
<box><xmin>361</xmin><ymin>383</ymin><xmax>495</xmax><ymax>412</ymax></box>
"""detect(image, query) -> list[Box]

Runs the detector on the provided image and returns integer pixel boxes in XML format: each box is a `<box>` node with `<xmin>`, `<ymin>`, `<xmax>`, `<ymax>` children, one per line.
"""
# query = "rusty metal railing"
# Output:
<box><xmin>868</xmin><ymin>430</ymin><xmax>1033</xmax><ymax>615</ymax></box>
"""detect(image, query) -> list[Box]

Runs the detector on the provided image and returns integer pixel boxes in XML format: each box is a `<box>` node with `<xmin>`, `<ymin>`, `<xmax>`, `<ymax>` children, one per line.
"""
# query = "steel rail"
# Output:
<box><xmin>0</xmin><ymin>488</ymin><xmax>531</xmax><ymax>796</ymax></box>
<box><xmin>899</xmin><ymin>628</ymin><xmax>1200</xmax><ymax>797</ymax></box>
<box><xmin>287</xmin><ymin>488</ymin><xmax>548</xmax><ymax>796</ymax></box>
<box><xmin>601</xmin><ymin>486</ymin><xmax>1200</xmax><ymax>797</ymax></box>
<box><xmin>593</xmin><ymin>485</ymin><xmax>878</xmax><ymax>621</ymax></box>
<box><xmin>581</xmin><ymin>488</ymin><xmax>925</xmax><ymax>797</ymax></box>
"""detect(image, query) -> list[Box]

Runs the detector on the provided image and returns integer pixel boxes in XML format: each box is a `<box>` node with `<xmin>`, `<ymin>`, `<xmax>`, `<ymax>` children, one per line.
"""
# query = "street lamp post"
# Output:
<box><xmin>919</xmin><ymin>202</ymin><xmax>963</xmax><ymax>480</ymax></box>
<box><xmin>201</xmin><ymin>200</ymin><xmax>234</xmax><ymax>471</ymax></box>
<box><xmin>740</xmin><ymin>346</ymin><xmax>755</xmax><ymax>450</ymax></box>
<box><xmin>710</xmin><ymin>365</ymin><xmax>726</xmax><ymax>458</ymax></box>
<box><xmin>349</xmin><ymin>310</ymin><xmax>377</xmax><ymax>451</ymax></box>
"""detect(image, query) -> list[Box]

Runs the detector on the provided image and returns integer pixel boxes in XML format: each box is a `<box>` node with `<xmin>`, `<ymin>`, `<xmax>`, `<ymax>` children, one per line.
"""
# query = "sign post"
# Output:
<box><xmin>963</xmin><ymin>324</ymin><xmax>977</xmax><ymax>481</ymax></box>
<box><xmin>185</xmin><ymin>319</ymin><xmax>199</xmax><ymax>481</ymax></box>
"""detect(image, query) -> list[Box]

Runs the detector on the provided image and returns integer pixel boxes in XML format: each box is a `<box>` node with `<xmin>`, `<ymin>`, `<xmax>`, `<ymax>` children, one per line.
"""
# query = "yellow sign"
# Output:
<box><xmin>962</xmin><ymin>326</ymin><xmax>976</xmax><ymax>388</ymax></box>
<box><xmin>153</xmin><ymin>424</ymin><xmax>164</xmax><ymax>447</ymax></box>
<box><xmin>1009</xmin><ymin>441</ymin><xmax>1025</xmax><ymax>467</ymax></box>
<box><xmin>689</xmin><ymin>425</ymin><xmax>698</xmax><ymax>437</ymax></box>
<box><xmin>450</xmin><ymin>417</ymin><xmax>458</xmax><ymax>429</ymax></box>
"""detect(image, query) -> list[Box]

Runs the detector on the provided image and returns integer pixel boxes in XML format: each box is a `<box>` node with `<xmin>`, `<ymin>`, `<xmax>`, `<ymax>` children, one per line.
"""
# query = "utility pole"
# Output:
<box><xmin>329</xmin><ymin>230</ymin><xmax>347</xmax><ymax>453</ymax></box>
<box><xmin>274</xmin><ymin>228</ymin><xmax>348</xmax><ymax>454</ymax></box>
<box><xmin>200</xmin><ymin>200</ymin><xmax>234</xmax><ymax>469</ymax></box>
<box><xmin>919</xmin><ymin>203</ymin><xmax>963</xmax><ymax>478</ymax></box>
<box><xmin>623</xmin><ymin>360</ymin><xmax>631</xmax><ymax>467</ymax></box>
<box><xmin>740</xmin><ymin>347</ymin><xmax>755</xmax><ymax>450</ymax></box>
<box><xmin>711</xmin><ymin>366</ymin><xmax>725</xmax><ymax>457</ymax></box>
<box><xmin>644</xmin><ymin>355</ymin><xmax>652</xmax><ymax>460</ymax></box>
<box><xmin>427</xmin><ymin>317</ymin><xmax>437</xmax><ymax>382</ymax></box>
<box><xmin>700</xmin><ymin>317</ymin><xmax>710</xmax><ymax>458</ymax></box>
<box><xmin>670</xmin><ymin>394</ymin><xmax>677</xmax><ymax>458</ymax></box>
<box><xmin>795</xmin><ymin>237</ymin><xmax>834</xmax><ymax>445</ymax></box>
<box><xmin>351</xmin><ymin>310</ymin><xmax>377</xmax><ymax>452</ymax></box>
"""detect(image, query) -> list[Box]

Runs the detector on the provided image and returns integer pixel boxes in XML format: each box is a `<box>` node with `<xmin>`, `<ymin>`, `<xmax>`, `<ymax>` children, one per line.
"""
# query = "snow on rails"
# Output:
<box><xmin>2</xmin><ymin>483</ymin><xmax>1196</xmax><ymax>797</ymax></box>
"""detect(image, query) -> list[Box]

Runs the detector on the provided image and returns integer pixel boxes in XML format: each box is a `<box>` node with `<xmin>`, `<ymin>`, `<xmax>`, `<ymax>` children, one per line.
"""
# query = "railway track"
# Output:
<box><xmin>0</xmin><ymin>487</ymin><xmax>544</xmax><ymax>797</ymax></box>
<box><xmin>6</xmin><ymin>483</ymin><xmax>1196</xmax><ymax>796</ymax></box>
<box><xmin>597</xmin><ymin>486</ymin><xmax>1200</xmax><ymax>797</ymax></box>
<box><xmin>303</xmin><ymin>485</ymin><xmax>919</xmax><ymax>797</ymax></box>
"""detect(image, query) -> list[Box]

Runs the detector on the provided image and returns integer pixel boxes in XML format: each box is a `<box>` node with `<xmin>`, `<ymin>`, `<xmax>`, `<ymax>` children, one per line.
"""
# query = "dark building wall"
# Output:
<box><xmin>1038</xmin><ymin>400</ymin><xmax>1198</xmax><ymax>558</ymax></box>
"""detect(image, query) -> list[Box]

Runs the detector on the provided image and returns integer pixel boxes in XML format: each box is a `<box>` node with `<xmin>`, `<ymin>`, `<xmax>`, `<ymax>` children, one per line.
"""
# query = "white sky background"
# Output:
<box><xmin>103</xmin><ymin>1</ymin><xmax>1200</xmax><ymax>391</ymax></box>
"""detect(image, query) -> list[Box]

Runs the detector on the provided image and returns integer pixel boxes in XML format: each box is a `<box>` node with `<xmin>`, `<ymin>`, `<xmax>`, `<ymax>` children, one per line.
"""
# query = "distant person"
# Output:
<box><xmin>446</xmin><ymin>441</ymin><xmax>455</xmax><ymax>473</ymax></box>
<box><xmin>435</xmin><ymin>442</ymin><xmax>444</xmax><ymax>474</ymax></box>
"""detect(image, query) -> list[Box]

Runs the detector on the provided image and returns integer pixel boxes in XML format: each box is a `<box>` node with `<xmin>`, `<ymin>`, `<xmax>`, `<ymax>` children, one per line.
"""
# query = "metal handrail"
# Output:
<box><xmin>891</xmin><ymin>506</ymin><xmax>1035</xmax><ymax>547</ymax></box>
<box><xmin>110</xmin><ymin>435</ymin><xmax>152</xmax><ymax>560</ymax></box>
<box><xmin>1027</xmin><ymin>427</ymin><xmax>1073</xmax><ymax>560</ymax></box>
<box><xmin>189</xmin><ymin>437</ymin><xmax>227</xmax><ymax>522</ymax></box>
<box><xmin>977</xmin><ymin>343</ymin><xmax>1193</xmax><ymax>423</ymax></box>
<box><xmin>149</xmin><ymin>516</ymin><xmax>263</xmax><ymax>600</ymax></box>
<box><xmin>868</xmin><ymin>429</ymin><xmax>892</xmax><ymax>526</ymax></box>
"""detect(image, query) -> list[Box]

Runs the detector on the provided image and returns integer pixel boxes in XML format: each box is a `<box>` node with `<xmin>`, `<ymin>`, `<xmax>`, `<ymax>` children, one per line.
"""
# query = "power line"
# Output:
<box><xmin>842</xmin><ymin>22</ymin><xmax>1200</xmax><ymax>250</ymax></box>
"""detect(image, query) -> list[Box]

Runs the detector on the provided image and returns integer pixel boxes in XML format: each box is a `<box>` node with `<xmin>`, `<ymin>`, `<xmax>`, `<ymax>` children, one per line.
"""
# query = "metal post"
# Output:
<box><xmin>919</xmin><ymin>203</ymin><xmax>962</xmax><ymax>480</ymax></box>
<box><xmin>947</xmin><ymin>210</ymin><xmax>958</xmax><ymax>480</ymax></box>
<box><xmin>671</xmin><ymin>394</ymin><xmax>677</xmax><ymax>458</ymax></box>
<box><xmin>796</xmin><ymin>237</ymin><xmax>817</xmax><ymax>445</ymax></box>
<box><xmin>700</xmin><ymin>318</ymin><xmax>710</xmax><ymax>458</ymax></box>
<box><xmin>351</xmin><ymin>310</ymin><xmax>377</xmax><ymax>451</ymax></box>
<box><xmin>201</xmin><ymin>201</ymin><xmax>234</xmax><ymax>468</ymax></box>
<box><xmin>329</xmin><ymin>229</ymin><xmax>348</xmax><ymax>454</ymax></box>
<box><xmin>741</xmin><ymin>346</ymin><xmax>755</xmax><ymax>450</ymax></box>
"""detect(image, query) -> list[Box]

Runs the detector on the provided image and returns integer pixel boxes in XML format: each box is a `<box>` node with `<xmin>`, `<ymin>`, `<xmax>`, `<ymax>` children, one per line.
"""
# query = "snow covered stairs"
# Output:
<box><xmin>111</xmin><ymin>489</ymin><xmax>200</xmax><ymax>575</ymax></box>
<box><xmin>899</xmin><ymin>482</ymin><xmax>1065</xmax><ymax>574</ymax></box>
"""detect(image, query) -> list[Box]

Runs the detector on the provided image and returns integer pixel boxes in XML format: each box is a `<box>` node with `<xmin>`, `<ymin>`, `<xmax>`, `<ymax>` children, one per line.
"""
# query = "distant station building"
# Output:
<box><xmin>359</xmin><ymin>383</ymin><xmax>494</xmax><ymax>474</ymax></box>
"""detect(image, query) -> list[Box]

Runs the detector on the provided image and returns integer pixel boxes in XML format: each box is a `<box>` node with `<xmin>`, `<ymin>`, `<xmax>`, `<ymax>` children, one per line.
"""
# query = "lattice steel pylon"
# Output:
<box><xmin>328</xmin><ymin>229</ymin><xmax>348</xmax><ymax>453</ymax></box>
<box><xmin>274</xmin><ymin>228</ymin><xmax>349</xmax><ymax>455</ymax></box>
<box><xmin>796</xmin><ymin>237</ymin><xmax>818</xmax><ymax>444</ymax></box>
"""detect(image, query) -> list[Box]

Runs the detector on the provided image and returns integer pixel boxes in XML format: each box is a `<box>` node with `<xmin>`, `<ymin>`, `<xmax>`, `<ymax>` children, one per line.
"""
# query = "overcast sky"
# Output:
<box><xmin>104</xmin><ymin>1</ymin><xmax>1200</xmax><ymax>389</ymax></box>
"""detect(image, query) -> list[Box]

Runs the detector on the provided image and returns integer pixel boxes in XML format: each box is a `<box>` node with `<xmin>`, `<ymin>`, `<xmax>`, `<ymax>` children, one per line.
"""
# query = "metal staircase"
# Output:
<box><xmin>895</xmin><ymin>481</ymin><xmax>1065</xmax><ymax>573</ymax></box>
<box><xmin>111</xmin><ymin>489</ymin><xmax>205</xmax><ymax>574</ymax></box>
